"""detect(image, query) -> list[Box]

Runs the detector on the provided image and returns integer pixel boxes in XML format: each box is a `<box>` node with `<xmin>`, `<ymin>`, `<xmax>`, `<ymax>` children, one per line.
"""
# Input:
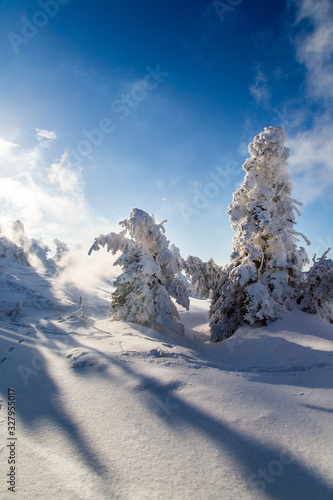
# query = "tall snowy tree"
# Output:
<box><xmin>210</xmin><ymin>126</ymin><xmax>310</xmax><ymax>341</ymax></box>
<box><xmin>89</xmin><ymin>208</ymin><xmax>189</xmax><ymax>335</ymax></box>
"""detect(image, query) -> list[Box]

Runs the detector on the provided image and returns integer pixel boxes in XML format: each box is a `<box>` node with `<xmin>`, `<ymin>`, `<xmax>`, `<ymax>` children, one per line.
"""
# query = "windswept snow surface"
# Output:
<box><xmin>0</xmin><ymin>256</ymin><xmax>333</xmax><ymax>499</ymax></box>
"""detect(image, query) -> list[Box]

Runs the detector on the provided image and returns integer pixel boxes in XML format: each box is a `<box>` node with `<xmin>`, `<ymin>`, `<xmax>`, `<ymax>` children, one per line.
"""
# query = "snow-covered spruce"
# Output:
<box><xmin>89</xmin><ymin>209</ymin><xmax>189</xmax><ymax>335</ymax></box>
<box><xmin>0</xmin><ymin>220</ymin><xmax>67</xmax><ymax>272</ymax></box>
<box><xmin>10</xmin><ymin>220</ymin><xmax>56</xmax><ymax>271</ymax></box>
<box><xmin>209</xmin><ymin>126</ymin><xmax>310</xmax><ymax>341</ymax></box>
<box><xmin>300</xmin><ymin>249</ymin><xmax>333</xmax><ymax>323</ymax></box>
<box><xmin>53</xmin><ymin>238</ymin><xmax>70</xmax><ymax>262</ymax></box>
<box><xmin>183</xmin><ymin>255</ymin><xmax>224</xmax><ymax>299</ymax></box>
<box><xmin>0</xmin><ymin>224</ymin><xmax>30</xmax><ymax>266</ymax></box>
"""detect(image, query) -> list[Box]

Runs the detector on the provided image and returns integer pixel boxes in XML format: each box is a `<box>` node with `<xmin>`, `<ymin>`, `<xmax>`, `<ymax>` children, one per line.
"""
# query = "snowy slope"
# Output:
<box><xmin>0</xmin><ymin>256</ymin><xmax>333</xmax><ymax>499</ymax></box>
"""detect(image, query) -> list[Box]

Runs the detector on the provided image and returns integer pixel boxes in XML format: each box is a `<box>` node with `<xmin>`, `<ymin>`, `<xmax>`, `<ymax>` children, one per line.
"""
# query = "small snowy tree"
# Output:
<box><xmin>10</xmin><ymin>220</ymin><xmax>53</xmax><ymax>270</ymax></box>
<box><xmin>183</xmin><ymin>256</ymin><xmax>224</xmax><ymax>299</ymax></box>
<box><xmin>210</xmin><ymin>126</ymin><xmax>310</xmax><ymax>341</ymax></box>
<box><xmin>299</xmin><ymin>249</ymin><xmax>333</xmax><ymax>323</ymax></box>
<box><xmin>53</xmin><ymin>239</ymin><xmax>70</xmax><ymax>262</ymax></box>
<box><xmin>89</xmin><ymin>208</ymin><xmax>189</xmax><ymax>335</ymax></box>
<box><xmin>0</xmin><ymin>229</ymin><xmax>30</xmax><ymax>266</ymax></box>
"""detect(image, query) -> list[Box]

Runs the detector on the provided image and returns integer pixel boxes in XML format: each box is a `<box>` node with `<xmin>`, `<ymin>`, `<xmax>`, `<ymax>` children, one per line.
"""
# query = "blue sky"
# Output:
<box><xmin>0</xmin><ymin>0</ymin><xmax>332</xmax><ymax>264</ymax></box>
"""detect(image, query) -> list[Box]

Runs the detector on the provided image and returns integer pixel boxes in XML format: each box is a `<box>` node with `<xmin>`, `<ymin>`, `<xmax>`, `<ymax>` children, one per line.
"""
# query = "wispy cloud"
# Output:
<box><xmin>287</xmin><ymin>0</ymin><xmax>333</xmax><ymax>204</ymax></box>
<box><xmin>0</xmin><ymin>130</ymin><xmax>115</xmax><ymax>249</ymax></box>
<box><xmin>48</xmin><ymin>153</ymin><xmax>83</xmax><ymax>194</ymax></box>
<box><xmin>295</xmin><ymin>0</ymin><xmax>333</xmax><ymax>103</ymax></box>
<box><xmin>0</xmin><ymin>138</ymin><xmax>20</xmax><ymax>157</ymax></box>
<box><xmin>35</xmin><ymin>128</ymin><xmax>58</xmax><ymax>142</ymax></box>
<box><xmin>288</xmin><ymin>120</ymin><xmax>333</xmax><ymax>203</ymax></box>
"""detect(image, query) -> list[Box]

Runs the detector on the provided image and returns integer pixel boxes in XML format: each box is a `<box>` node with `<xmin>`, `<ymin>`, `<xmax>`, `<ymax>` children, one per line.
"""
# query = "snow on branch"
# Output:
<box><xmin>88</xmin><ymin>232</ymin><xmax>132</xmax><ymax>256</ymax></box>
<box><xmin>293</xmin><ymin>231</ymin><xmax>311</xmax><ymax>246</ymax></box>
<box><xmin>300</xmin><ymin>248</ymin><xmax>333</xmax><ymax>323</ymax></box>
<box><xmin>88</xmin><ymin>208</ymin><xmax>189</xmax><ymax>336</ymax></box>
<box><xmin>209</xmin><ymin>126</ymin><xmax>312</xmax><ymax>341</ymax></box>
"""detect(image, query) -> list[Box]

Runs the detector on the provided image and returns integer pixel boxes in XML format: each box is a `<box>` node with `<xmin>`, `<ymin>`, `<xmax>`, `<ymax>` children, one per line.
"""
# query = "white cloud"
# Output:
<box><xmin>288</xmin><ymin>121</ymin><xmax>333</xmax><ymax>203</ymax></box>
<box><xmin>0</xmin><ymin>138</ymin><xmax>19</xmax><ymax>158</ymax></box>
<box><xmin>0</xmin><ymin>131</ymin><xmax>116</xmax><ymax>250</ymax></box>
<box><xmin>295</xmin><ymin>0</ymin><xmax>333</xmax><ymax>102</ymax></box>
<box><xmin>48</xmin><ymin>153</ymin><xmax>83</xmax><ymax>194</ymax></box>
<box><xmin>286</xmin><ymin>0</ymin><xmax>333</xmax><ymax>204</ymax></box>
<box><xmin>35</xmin><ymin>128</ymin><xmax>58</xmax><ymax>142</ymax></box>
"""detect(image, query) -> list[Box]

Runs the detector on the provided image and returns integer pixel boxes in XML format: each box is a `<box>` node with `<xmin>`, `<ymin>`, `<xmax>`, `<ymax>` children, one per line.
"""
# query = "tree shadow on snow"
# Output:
<box><xmin>2</xmin><ymin>311</ymin><xmax>333</xmax><ymax>500</ymax></box>
<box><xmin>300</xmin><ymin>403</ymin><xmax>333</xmax><ymax>414</ymax></box>
<box><xmin>241</xmin><ymin>335</ymin><xmax>333</xmax><ymax>389</ymax></box>
<box><xmin>108</xmin><ymin>352</ymin><xmax>333</xmax><ymax>500</ymax></box>
<box><xmin>0</xmin><ymin>316</ymin><xmax>114</xmax><ymax>491</ymax></box>
<box><xmin>33</xmin><ymin>327</ymin><xmax>333</xmax><ymax>500</ymax></box>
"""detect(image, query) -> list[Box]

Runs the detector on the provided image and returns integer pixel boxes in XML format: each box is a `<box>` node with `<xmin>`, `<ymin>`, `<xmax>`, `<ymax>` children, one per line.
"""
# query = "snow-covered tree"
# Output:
<box><xmin>0</xmin><ymin>224</ymin><xmax>30</xmax><ymax>266</ymax></box>
<box><xmin>53</xmin><ymin>239</ymin><xmax>70</xmax><ymax>262</ymax></box>
<box><xmin>183</xmin><ymin>256</ymin><xmax>223</xmax><ymax>299</ymax></box>
<box><xmin>89</xmin><ymin>208</ymin><xmax>189</xmax><ymax>335</ymax></box>
<box><xmin>10</xmin><ymin>220</ymin><xmax>53</xmax><ymax>271</ymax></box>
<box><xmin>210</xmin><ymin>126</ymin><xmax>310</xmax><ymax>341</ymax></box>
<box><xmin>299</xmin><ymin>249</ymin><xmax>333</xmax><ymax>323</ymax></box>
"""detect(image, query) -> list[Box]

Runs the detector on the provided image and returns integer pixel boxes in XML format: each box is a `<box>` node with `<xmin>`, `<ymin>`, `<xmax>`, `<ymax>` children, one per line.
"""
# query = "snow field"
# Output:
<box><xmin>0</xmin><ymin>243</ymin><xmax>333</xmax><ymax>499</ymax></box>
<box><xmin>1</xmin><ymin>296</ymin><xmax>333</xmax><ymax>498</ymax></box>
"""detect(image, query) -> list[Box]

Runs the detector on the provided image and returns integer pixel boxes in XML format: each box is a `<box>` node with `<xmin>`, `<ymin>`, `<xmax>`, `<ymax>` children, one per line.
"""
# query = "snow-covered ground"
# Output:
<box><xmin>1</xmin><ymin>255</ymin><xmax>333</xmax><ymax>499</ymax></box>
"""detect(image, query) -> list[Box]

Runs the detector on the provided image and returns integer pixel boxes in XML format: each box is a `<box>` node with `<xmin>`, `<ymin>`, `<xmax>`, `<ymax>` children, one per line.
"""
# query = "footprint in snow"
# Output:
<box><xmin>0</xmin><ymin>357</ymin><xmax>7</xmax><ymax>364</ymax></box>
<box><xmin>8</xmin><ymin>347</ymin><xmax>14</xmax><ymax>352</ymax></box>
<box><xmin>18</xmin><ymin>339</ymin><xmax>24</xmax><ymax>344</ymax></box>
